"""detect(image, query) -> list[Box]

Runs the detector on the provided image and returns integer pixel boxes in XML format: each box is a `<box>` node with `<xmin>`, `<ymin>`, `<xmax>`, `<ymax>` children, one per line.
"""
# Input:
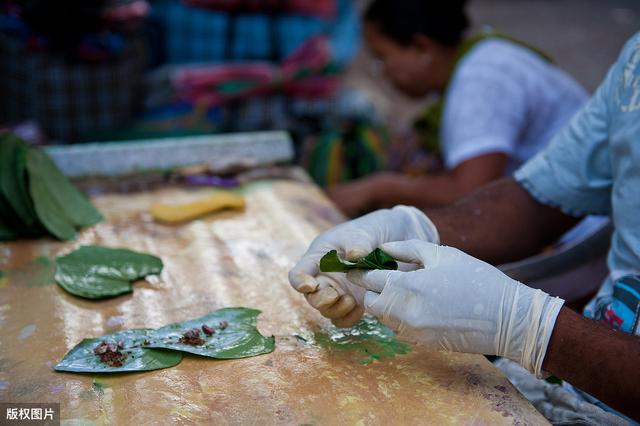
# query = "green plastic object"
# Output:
<box><xmin>55</xmin><ymin>329</ymin><xmax>182</xmax><ymax>373</ymax></box>
<box><xmin>55</xmin><ymin>246</ymin><xmax>163</xmax><ymax>299</ymax></box>
<box><xmin>147</xmin><ymin>308</ymin><xmax>275</xmax><ymax>359</ymax></box>
<box><xmin>319</xmin><ymin>248</ymin><xmax>398</xmax><ymax>273</ymax></box>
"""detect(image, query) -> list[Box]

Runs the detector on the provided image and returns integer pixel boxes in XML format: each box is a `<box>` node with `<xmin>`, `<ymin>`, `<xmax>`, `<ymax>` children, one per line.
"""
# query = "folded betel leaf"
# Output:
<box><xmin>55</xmin><ymin>245</ymin><xmax>163</xmax><ymax>299</ymax></box>
<box><xmin>0</xmin><ymin>136</ymin><xmax>42</xmax><ymax>236</ymax></box>
<box><xmin>146</xmin><ymin>307</ymin><xmax>275</xmax><ymax>359</ymax></box>
<box><xmin>0</xmin><ymin>193</ymin><xmax>19</xmax><ymax>241</ymax></box>
<box><xmin>55</xmin><ymin>329</ymin><xmax>182</xmax><ymax>373</ymax></box>
<box><xmin>26</xmin><ymin>147</ymin><xmax>103</xmax><ymax>240</ymax></box>
<box><xmin>319</xmin><ymin>248</ymin><xmax>398</xmax><ymax>273</ymax></box>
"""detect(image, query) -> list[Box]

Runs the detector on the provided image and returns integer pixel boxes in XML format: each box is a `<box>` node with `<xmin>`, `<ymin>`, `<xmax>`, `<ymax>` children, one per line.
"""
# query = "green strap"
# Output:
<box><xmin>413</xmin><ymin>31</ymin><xmax>553</xmax><ymax>155</ymax></box>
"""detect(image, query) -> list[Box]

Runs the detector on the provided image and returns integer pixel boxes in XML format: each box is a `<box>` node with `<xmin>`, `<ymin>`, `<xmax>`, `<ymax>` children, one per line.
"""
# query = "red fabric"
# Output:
<box><xmin>172</xmin><ymin>36</ymin><xmax>339</xmax><ymax>106</ymax></box>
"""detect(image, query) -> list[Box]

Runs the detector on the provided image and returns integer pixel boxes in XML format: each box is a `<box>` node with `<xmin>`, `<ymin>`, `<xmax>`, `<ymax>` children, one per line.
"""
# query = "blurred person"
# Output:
<box><xmin>328</xmin><ymin>0</ymin><xmax>587</xmax><ymax>217</ymax></box>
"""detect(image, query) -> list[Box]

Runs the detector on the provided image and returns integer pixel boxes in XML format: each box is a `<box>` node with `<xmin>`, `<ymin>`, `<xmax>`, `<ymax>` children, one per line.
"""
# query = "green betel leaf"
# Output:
<box><xmin>55</xmin><ymin>246</ymin><xmax>164</xmax><ymax>299</ymax></box>
<box><xmin>55</xmin><ymin>308</ymin><xmax>274</xmax><ymax>374</ymax></box>
<box><xmin>0</xmin><ymin>198</ymin><xmax>17</xmax><ymax>241</ymax></box>
<box><xmin>147</xmin><ymin>307</ymin><xmax>275</xmax><ymax>359</ymax></box>
<box><xmin>55</xmin><ymin>329</ymin><xmax>182</xmax><ymax>373</ymax></box>
<box><xmin>319</xmin><ymin>248</ymin><xmax>398</xmax><ymax>273</ymax></box>
<box><xmin>26</xmin><ymin>148</ymin><xmax>103</xmax><ymax>240</ymax></box>
<box><xmin>13</xmin><ymin>142</ymin><xmax>43</xmax><ymax>235</ymax></box>
<box><xmin>0</xmin><ymin>136</ymin><xmax>41</xmax><ymax>236</ymax></box>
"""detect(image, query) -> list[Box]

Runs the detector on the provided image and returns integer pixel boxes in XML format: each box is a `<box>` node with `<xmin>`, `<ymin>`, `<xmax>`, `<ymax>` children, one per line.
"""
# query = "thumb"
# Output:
<box><xmin>379</xmin><ymin>240</ymin><xmax>440</xmax><ymax>266</ymax></box>
<box><xmin>288</xmin><ymin>256</ymin><xmax>320</xmax><ymax>293</ymax></box>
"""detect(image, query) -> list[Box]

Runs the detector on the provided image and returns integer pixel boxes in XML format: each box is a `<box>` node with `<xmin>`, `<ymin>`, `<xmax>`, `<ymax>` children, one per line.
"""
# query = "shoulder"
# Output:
<box><xmin>618</xmin><ymin>31</ymin><xmax>640</xmax><ymax>61</ymax></box>
<box><xmin>448</xmin><ymin>37</ymin><xmax>585</xmax><ymax>103</ymax></box>
<box><xmin>608</xmin><ymin>31</ymin><xmax>640</xmax><ymax>112</ymax></box>
<box><xmin>455</xmin><ymin>38</ymin><xmax>549</xmax><ymax>77</ymax></box>
<box><xmin>614</xmin><ymin>31</ymin><xmax>640</xmax><ymax>87</ymax></box>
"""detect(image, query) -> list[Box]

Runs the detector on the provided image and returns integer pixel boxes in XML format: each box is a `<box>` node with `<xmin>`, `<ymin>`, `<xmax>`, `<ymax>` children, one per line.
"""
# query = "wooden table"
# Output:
<box><xmin>0</xmin><ymin>175</ymin><xmax>548</xmax><ymax>425</ymax></box>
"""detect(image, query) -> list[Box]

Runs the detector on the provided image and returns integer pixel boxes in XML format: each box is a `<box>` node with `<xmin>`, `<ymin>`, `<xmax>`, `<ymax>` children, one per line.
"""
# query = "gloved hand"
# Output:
<box><xmin>348</xmin><ymin>240</ymin><xmax>564</xmax><ymax>377</ymax></box>
<box><xmin>289</xmin><ymin>206</ymin><xmax>439</xmax><ymax>327</ymax></box>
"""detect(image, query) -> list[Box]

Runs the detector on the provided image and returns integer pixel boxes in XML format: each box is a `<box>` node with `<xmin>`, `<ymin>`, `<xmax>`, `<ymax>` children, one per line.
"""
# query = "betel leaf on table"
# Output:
<box><xmin>147</xmin><ymin>307</ymin><xmax>275</xmax><ymax>359</ymax></box>
<box><xmin>54</xmin><ymin>329</ymin><xmax>182</xmax><ymax>373</ymax></box>
<box><xmin>0</xmin><ymin>201</ymin><xmax>17</xmax><ymax>242</ymax></box>
<box><xmin>319</xmin><ymin>248</ymin><xmax>398</xmax><ymax>273</ymax></box>
<box><xmin>0</xmin><ymin>135</ymin><xmax>102</xmax><ymax>241</ymax></box>
<box><xmin>0</xmin><ymin>136</ymin><xmax>41</xmax><ymax>235</ymax></box>
<box><xmin>0</xmin><ymin>178</ymin><xmax>32</xmax><ymax>241</ymax></box>
<box><xmin>55</xmin><ymin>245</ymin><xmax>163</xmax><ymax>299</ymax></box>
<box><xmin>12</xmin><ymin>142</ymin><xmax>42</xmax><ymax>234</ymax></box>
<box><xmin>55</xmin><ymin>307</ymin><xmax>274</xmax><ymax>374</ymax></box>
<box><xmin>26</xmin><ymin>148</ymin><xmax>103</xmax><ymax>240</ymax></box>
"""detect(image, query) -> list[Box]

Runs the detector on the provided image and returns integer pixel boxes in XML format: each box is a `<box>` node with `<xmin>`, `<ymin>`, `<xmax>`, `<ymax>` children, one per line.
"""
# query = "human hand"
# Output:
<box><xmin>348</xmin><ymin>240</ymin><xmax>564</xmax><ymax>376</ymax></box>
<box><xmin>289</xmin><ymin>206</ymin><xmax>439</xmax><ymax>327</ymax></box>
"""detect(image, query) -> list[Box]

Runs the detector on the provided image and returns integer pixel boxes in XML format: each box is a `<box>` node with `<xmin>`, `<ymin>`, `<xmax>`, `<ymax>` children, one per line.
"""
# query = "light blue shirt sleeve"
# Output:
<box><xmin>514</xmin><ymin>55</ymin><xmax>617</xmax><ymax>217</ymax></box>
<box><xmin>515</xmin><ymin>31</ymin><xmax>640</xmax><ymax>313</ymax></box>
<box><xmin>514</xmin><ymin>33</ymin><xmax>640</xmax><ymax>421</ymax></box>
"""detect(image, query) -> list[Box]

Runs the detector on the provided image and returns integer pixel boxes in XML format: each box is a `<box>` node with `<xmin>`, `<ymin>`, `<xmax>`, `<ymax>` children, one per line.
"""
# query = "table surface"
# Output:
<box><xmin>0</xmin><ymin>176</ymin><xmax>548</xmax><ymax>425</ymax></box>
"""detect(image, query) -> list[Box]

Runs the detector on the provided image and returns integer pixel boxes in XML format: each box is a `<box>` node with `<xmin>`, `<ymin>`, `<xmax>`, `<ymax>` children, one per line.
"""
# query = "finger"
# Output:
<box><xmin>342</xmin><ymin>230</ymin><xmax>375</xmax><ymax>261</ymax></box>
<box><xmin>331</xmin><ymin>305</ymin><xmax>365</xmax><ymax>328</ymax></box>
<box><xmin>305</xmin><ymin>281</ymin><xmax>341</xmax><ymax>310</ymax></box>
<box><xmin>319</xmin><ymin>294</ymin><xmax>356</xmax><ymax>319</ymax></box>
<box><xmin>363</xmin><ymin>291</ymin><xmax>401</xmax><ymax>335</ymax></box>
<box><xmin>380</xmin><ymin>240</ymin><xmax>439</xmax><ymax>265</ymax></box>
<box><xmin>347</xmin><ymin>269</ymin><xmax>400</xmax><ymax>293</ymax></box>
<box><xmin>397</xmin><ymin>261</ymin><xmax>419</xmax><ymax>272</ymax></box>
<box><xmin>363</xmin><ymin>290</ymin><xmax>381</xmax><ymax>313</ymax></box>
<box><xmin>289</xmin><ymin>256</ymin><xmax>320</xmax><ymax>293</ymax></box>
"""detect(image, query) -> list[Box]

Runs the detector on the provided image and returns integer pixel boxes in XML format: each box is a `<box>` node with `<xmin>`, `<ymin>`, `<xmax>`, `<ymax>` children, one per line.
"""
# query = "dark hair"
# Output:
<box><xmin>18</xmin><ymin>0</ymin><xmax>106</xmax><ymax>59</ymax></box>
<box><xmin>364</xmin><ymin>0</ymin><xmax>469</xmax><ymax>46</ymax></box>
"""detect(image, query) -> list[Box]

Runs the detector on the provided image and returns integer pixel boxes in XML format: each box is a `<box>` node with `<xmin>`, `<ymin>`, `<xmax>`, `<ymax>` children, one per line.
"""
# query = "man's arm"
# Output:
<box><xmin>544</xmin><ymin>307</ymin><xmax>640</xmax><ymax>420</ymax></box>
<box><xmin>327</xmin><ymin>153</ymin><xmax>507</xmax><ymax>217</ymax></box>
<box><xmin>427</xmin><ymin>177</ymin><xmax>580</xmax><ymax>264</ymax></box>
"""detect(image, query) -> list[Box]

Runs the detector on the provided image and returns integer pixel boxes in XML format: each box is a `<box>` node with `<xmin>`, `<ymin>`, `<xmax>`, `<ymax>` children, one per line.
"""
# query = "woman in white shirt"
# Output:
<box><xmin>328</xmin><ymin>0</ymin><xmax>587</xmax><ymax>216</ymax></box>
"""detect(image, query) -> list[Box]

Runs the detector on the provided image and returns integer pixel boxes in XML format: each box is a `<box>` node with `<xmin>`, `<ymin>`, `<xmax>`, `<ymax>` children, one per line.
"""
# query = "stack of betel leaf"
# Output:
<box><xmin>55</xmin><ymin>308</ymin><xmax>275</xmax><ymax>373</ymax></box>
<box><xmin>0</xmin><ymin>134</ymin><xmax>102</xmax><ymax>241</ymax></box>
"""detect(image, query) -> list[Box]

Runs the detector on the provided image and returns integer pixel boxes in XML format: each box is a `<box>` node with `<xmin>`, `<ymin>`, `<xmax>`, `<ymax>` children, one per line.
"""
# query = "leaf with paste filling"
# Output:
<box><xmin>147</xmin><ymin>307</ymin><xmax>275</xmax><ymax>358</ymax></box>
<box><xmin>319</xmin><ymin>248</ymin><xmax>398</xmax><ymax>273</ymax></box>
<box><xmin>55</xmin><ymin>308</ymin><xmax>275</xmax><ymax>373</ymax></box>
<box><xmin>55</xmin><ymin>245</ymin><xmax>163</xmax><ymax>299</ymax></box>
<box><xmin>55</xmin><ymin>329</ymin><xmax>182</xmax><ymax>373</ymax></box>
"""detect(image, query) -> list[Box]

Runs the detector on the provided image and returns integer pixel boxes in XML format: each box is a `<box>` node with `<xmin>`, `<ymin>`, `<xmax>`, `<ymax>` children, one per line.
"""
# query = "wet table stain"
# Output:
<box><xmin>0</xmin><ymin>177</ymin><xmax>548</xmax><ymax>425</ymax></box>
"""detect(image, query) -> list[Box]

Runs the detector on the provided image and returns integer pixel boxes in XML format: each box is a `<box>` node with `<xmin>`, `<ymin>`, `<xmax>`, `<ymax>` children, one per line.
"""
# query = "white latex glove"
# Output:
<box><xmin>289</xmin><ymin>206</ymin><xmax>439</xmax><ymax>327</ymax></box>
<box><xmin>348</xmin><ymin>240</ymin><xmax>564</xmax><ymax>377</ymax></box>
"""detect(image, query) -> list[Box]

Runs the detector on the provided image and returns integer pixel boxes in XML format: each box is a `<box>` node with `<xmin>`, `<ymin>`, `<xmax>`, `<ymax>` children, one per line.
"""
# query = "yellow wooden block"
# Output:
<box><xmin>150</xmin><ymin>191</ymin><xmax>245</xmax><ymax>223</ymax></box>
